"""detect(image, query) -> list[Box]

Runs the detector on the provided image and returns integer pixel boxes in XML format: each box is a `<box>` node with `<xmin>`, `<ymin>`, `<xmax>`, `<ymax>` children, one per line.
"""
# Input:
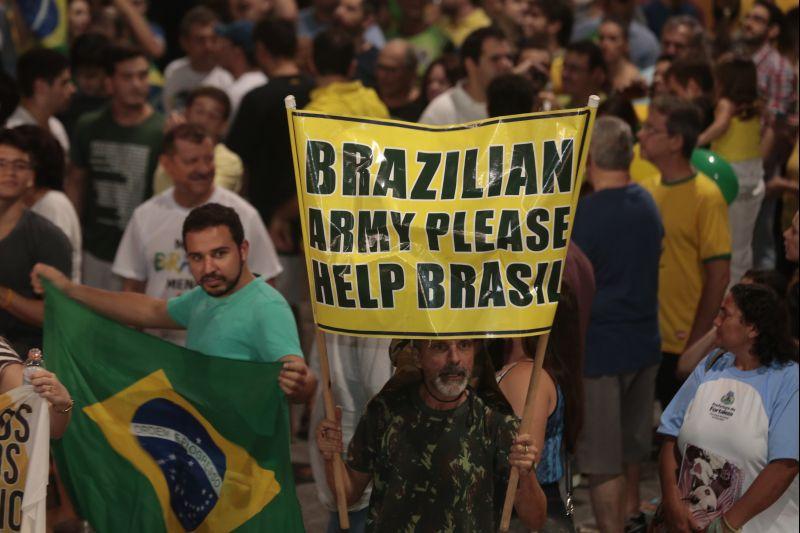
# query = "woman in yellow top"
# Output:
<box><xmin>697</xmin><ymin>57</ymin><xmax>765</xmax><ymax>285</ymax></box>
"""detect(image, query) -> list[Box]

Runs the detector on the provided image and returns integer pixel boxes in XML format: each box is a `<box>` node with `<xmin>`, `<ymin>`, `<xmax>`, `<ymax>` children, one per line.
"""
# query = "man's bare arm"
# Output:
<box><xmin>278</xmin><ymin>355</ymin><xmax>318</xmax><ymax>403</ymax></box>
<box><xmin>686</xmin><ymin>259</ymin><xmax>729</xmax><ymax>348</ymax></box>
<box><xmin>677</xmin><ymin>327</ymin><xmax>717</xmax><ymax>379</ymax></box>
<box><xmin>122</xmin><ymin>278</ymin><xmax>147</xmax><ymax>293</ymax></box>
<box><xmin>316</xmin><ymin>409</ymin><xmax>372</xmax><ymax>505</ymax></box>
<box><xmin>65</xmin><ymin>165</ymin><xmax>87</xmax><ymax>216</ymax></box>
<box><xmin>31</xmin><ymin>264</ymin><xmax>181</xmax><ymax>329</ymax></box>
<box><xmin>113</xmin><ymin>0</ymin><xmax>166</xmax><ymax>58</ymax></box>
<box><xmin>0</xmin><ymin>286</ymin><xmax>45</xmax><ymax>326</ymax></box>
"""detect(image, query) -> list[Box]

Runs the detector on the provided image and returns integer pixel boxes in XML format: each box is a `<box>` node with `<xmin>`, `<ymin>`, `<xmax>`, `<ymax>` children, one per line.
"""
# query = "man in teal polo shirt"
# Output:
<box><xmin>32</xmin><ymin>203</ymin><xmax>316</xmax><ymax>401</ymax></box>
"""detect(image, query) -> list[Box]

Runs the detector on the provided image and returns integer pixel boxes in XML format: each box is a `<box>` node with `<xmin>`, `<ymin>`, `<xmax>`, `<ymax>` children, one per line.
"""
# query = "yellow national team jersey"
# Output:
<box><xmin>642</xmin><ymin>172</ymin><xmax>732</xmax><ymax>354</ymax></box>
<box><xmin>437</xmin><ymin>8</ymin><xmax>492</xmax><ymax>47</ymax></box>
<box><xmin>711</xmin><ymin>116</ymin><xmax>761</xmax><ymax>163</ymax></box>
<box><xmin>633</xmin><ymin>101</ymin><xmax>648</xmax><ymax>124</ymax></box>
<box><xmin>304</xmin><ymin>80</ymin><xmax>390</xmax><ymax>119</ymax></box>
<box><xmin>550</xmin><ymin>54</ymin><xmax>564</xmax><ymax>94</ymax></box>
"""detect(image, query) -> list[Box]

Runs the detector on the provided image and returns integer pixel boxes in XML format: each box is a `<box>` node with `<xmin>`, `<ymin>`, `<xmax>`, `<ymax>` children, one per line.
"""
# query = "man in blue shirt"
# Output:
<box><xmin>572</xmin><ymin>116</ymin><xmax>664</xmax><ymax>533</ymax></box>
<box><xmin>32</xmin><ymin>203</ymin><xmax>316</xmax><ymax>401</ymax></box>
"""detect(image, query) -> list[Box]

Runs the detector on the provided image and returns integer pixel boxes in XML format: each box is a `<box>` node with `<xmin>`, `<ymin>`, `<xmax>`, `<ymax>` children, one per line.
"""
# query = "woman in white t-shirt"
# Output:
<box><xmin>658</xmin><ymin>283</ymin><xmax>799</xmax><ymax>533</ymax></box>
<box><xmin>14</xmin><ymin>125</ymin><xmax>82</xmax><ymax>282</ymax></box>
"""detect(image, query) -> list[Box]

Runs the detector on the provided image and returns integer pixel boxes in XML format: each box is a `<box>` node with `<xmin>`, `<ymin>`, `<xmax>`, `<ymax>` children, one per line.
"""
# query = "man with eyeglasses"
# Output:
<box><xmin>375</xmin><ymin>39</ymin><xmax>425</xmax><ymax>121</ymax></box>
<box><xmin>0</xmin><ymin>128</ymin><xmax>72</xmax><ymax>355</ymax></box>
<box><xmin>316</xmin><ymin>338</ymin><xmax>547</xmax><ymax>531</ymax></box>
<box><xmin>637</xmin><ymin>96</ymin><xmax>731</xmax><ymax>410</ymax></box>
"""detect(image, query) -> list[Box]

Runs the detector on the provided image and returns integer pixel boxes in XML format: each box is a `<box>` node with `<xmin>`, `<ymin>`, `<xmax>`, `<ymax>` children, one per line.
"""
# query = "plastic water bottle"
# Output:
<box><xmin>23</xmin><ymin>348</ymin><xmax>44</xmax><ymax>385</ymax></box>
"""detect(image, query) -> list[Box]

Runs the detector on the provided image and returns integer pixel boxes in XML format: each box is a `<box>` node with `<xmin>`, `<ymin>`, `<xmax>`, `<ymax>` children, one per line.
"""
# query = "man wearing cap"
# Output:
<box><xmin>316</xmin><ymin>339</ymin><xmax>547</xmax><ymax>531</ymax></box>
<box><xmin>215</xmin><ymin>20</ymin><xmax>267</xmax><ymax>123</ymax></box>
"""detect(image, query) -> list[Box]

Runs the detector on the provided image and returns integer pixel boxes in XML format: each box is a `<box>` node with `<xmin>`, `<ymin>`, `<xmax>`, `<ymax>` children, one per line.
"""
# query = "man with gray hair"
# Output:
<box><xmin>375</xmin><ymin>39</ymin><xmax>425</xmax><ymax>121</ymax></box>
<box><xmin>571</xmin><ymin>116</ymin><xmax>664</xmax><ymax>533</ymax></box>
<box><xmin>660</xmin><ymin>15</ymin><xmax>706</xmax><ymax>61</ymax></box>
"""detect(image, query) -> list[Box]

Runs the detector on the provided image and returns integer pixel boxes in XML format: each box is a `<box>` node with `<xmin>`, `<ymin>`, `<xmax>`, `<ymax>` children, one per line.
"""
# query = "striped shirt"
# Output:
<box><xmin>753</xmin><ymin>44</ymin><xmax>797</xmax><ymax>122</ymax></box>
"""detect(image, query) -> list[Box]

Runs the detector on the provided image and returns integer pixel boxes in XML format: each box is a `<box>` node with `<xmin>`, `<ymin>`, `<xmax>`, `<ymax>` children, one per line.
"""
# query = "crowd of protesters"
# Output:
<box><xmin>0</xmin><ymin>0</ymin><xmax>798</xmax><ymax>531</ymax></box>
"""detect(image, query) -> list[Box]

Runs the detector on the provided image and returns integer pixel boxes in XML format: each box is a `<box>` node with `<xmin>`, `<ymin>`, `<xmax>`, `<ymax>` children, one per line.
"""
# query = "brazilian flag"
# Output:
<box><xmin>16</xmin><ymin>0</ymin><xmax>68</xmax><ymax>50</ymax></box>
<box><xmin>43</xmin><ymin>284</ymin><xmax>305</xmax><ymax>532</ymax></box>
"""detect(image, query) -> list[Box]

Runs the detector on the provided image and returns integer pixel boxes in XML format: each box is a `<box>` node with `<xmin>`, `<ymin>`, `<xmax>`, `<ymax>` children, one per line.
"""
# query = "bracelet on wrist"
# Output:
<box><xmin>722</xmin><ymin>515</ymin><xmax>742</xmax><ymax>533</ymax></box>
<box><xmin>54</xmin><ymin>399</ymin><xmax>74</xmax><ymax>414</ymax></box>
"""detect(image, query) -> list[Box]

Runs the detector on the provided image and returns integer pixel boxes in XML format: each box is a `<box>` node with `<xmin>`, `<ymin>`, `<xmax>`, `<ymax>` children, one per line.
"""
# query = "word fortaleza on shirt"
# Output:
<box><xmin>288</xmin><ymin>109</ymin><xmax>596</xmax><ymax>337</ymax></box>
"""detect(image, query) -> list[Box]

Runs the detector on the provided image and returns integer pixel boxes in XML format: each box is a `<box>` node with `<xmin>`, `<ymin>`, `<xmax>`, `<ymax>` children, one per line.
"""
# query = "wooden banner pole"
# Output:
<box><xmin>499</xmin><ymin>332</ymin><xmax>551</xmax><ymax>531</ymax></box>
<box><xmin>315</xmin><ymin>328</ymin><xmax>351</xmax><ymax>530</ymax></box>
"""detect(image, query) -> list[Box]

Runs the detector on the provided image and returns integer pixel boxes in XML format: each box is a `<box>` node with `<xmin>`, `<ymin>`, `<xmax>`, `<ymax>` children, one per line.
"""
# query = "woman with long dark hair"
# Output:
<box><xmin>657</xmin><ymin>283</ymin><xmax>798</xmax><ymax>532</ymax></box>
<box><xmin>13</xmin><ymin>125</ymin><xmax>82</xmax><ymax>282</ymax></box>
<box><xmin>492</xmin><ymin>282</ymin><xmax>584</xmax><ymax>532</ymax></box>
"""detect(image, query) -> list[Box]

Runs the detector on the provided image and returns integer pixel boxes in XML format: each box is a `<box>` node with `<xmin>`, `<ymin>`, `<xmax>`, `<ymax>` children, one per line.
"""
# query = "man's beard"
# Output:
<box><xmin>200</xmin><ymin>260</ymin><xmax>244</xmax><ymax>297</ymax></box>
<box><xmin>742</xmin><ymin>29</ymin><xmax>767</xmax><ymax>47</ymax></box>
<box><xmin>431</xmin><ymin>363</ymin><xmax>468</xmax><ymax>398</ymax></box>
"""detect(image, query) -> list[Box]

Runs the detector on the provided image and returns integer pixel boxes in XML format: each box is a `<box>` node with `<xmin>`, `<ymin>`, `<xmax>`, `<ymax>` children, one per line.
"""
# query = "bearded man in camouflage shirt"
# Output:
<box><xmin>316</xmin><ymin>338</ymin><xmax>546</xmax><ymax>532</ymax></box>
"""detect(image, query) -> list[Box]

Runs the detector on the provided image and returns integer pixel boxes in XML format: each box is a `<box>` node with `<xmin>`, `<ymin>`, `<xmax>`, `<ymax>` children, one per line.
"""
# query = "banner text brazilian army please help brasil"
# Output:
<box><xmin>303</xmin><ymin>138</ymin><xmax>575</xmax><ymax>311</ymax></box>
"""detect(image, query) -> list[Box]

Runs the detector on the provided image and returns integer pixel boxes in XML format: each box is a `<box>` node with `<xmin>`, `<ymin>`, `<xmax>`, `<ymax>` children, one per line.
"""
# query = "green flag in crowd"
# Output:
<box><xmin>42</xmin><ymin>283</ymin><xmax>305</xmax><ymax>532</ymax></box>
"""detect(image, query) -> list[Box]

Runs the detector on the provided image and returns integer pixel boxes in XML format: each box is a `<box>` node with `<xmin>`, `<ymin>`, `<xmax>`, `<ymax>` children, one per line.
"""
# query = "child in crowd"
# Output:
<box><xmin>697</xmin><ymin>57</ymin><xmax>765</xmax><ymax>283</ymax></box>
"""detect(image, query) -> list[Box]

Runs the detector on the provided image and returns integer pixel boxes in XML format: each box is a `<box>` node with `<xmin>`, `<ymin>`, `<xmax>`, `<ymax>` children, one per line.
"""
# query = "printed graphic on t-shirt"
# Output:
<box><xmin>708</xmin><ymin>390</ymin><xmax>736</xmax><ymax>421</ymax></box>
<box><xmin>679</xmin><ymin>444</ymin><xmax>743</xmax><ymax>529</ymax></box>
<box><xmin>90</xmin><ymin>140</ymin><xmax>151</xmax><ymax>229</ymax></box>
<box><xmin>154</xmin><ymin>238</ymin><xmax>195</xmax><ymax>293</ymax></box>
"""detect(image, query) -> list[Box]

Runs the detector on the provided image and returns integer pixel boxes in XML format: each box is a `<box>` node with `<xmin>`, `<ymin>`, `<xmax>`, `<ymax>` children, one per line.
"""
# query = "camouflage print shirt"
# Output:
<box><xmin>347</xmin><ymin>385</ymin><xmax>519</xmax><ymax>533</ymax></box>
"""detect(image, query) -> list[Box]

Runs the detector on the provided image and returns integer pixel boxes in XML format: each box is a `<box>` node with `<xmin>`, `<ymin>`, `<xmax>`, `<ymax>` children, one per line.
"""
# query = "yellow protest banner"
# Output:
<box><xmin>287</xmin><ymin>105</ymin><xmax>597</xmax><ymax>338</ymax></box>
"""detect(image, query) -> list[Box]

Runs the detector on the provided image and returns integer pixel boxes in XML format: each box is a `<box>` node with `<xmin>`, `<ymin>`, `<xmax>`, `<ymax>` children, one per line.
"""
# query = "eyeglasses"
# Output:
<box><xmin>0</xmin><ymin>159</ymin><xmax>33</xmax><ymax>173</ymax></box>
<box><xmin>640</xmin><ymin>122</ymin><xmax>669</xmax><ymax>135</ymax></box>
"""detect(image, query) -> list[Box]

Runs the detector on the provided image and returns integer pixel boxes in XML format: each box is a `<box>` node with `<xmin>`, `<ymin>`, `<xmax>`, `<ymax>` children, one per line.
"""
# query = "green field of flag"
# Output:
<box><xmin>43</xmin><ymin>283</ymin><xmax>304</xmax><ymax>532</ymax></box>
